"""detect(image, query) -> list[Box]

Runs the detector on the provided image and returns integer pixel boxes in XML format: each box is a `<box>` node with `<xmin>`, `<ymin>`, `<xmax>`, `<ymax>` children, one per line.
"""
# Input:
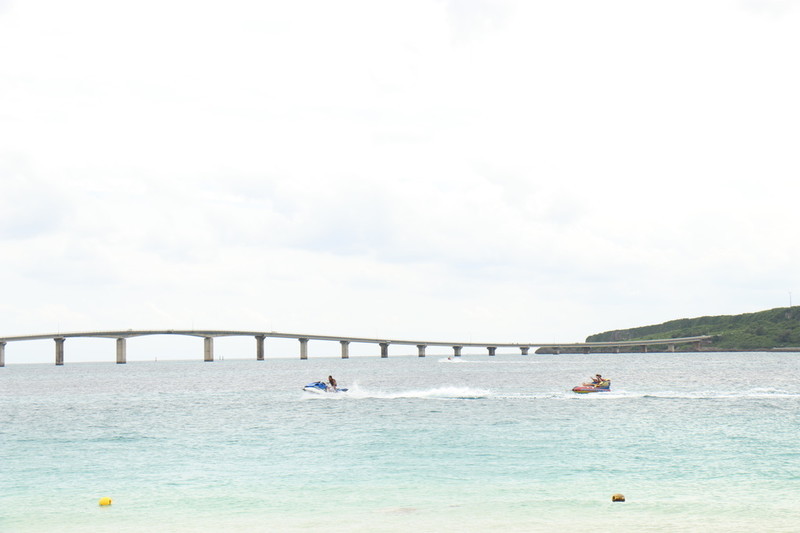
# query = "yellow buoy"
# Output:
<box><xmin>611</xmin><ymin>493</ymin><xmax>625</xmax><ymax>502</ymax></box>
<box><xmin>98</xmin><ymin>497</ymin><xmax>113</xmax><ymax>506</ymax></box>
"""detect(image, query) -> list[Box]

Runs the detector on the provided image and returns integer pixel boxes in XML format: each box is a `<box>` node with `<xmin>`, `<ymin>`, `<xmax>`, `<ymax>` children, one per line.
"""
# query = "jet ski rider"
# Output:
<box><xmin>327</xmin><ymin>375</ymin><xmax>338</xmax><ymax>391</ymax></box>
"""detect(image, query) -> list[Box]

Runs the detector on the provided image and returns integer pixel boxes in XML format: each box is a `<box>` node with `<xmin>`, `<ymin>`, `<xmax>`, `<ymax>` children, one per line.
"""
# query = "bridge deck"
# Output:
<box><xmin>0</xmin><ymin>330</ymin><xmax>713</xmax><ymax>366</ymax></box>
<box><xmin>0</xmin><ymin>329</ymin><xmax>712</xmax><ymax>347</ymax></box>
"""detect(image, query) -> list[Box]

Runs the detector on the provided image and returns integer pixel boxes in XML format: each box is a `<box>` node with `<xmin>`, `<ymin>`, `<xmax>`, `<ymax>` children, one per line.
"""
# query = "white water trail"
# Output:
<box><xmin>305</xmin><ymin>383</ymin><xmax>492</xmax><ymax>400</ymax></box>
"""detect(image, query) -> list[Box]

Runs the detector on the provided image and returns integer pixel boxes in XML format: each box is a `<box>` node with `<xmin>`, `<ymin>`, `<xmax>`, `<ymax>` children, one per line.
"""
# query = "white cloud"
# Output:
<box><xmin>740</xmin><ymin>0</ymin><xmax>799</xmax><ymax>16</ymax></box>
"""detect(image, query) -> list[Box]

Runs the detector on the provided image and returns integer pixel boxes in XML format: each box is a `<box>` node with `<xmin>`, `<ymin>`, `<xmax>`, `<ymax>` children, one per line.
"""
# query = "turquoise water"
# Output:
<box><xmin>2</xmin><ymin>352</ymin><xmax>799</xmax><ymax>532</ymax></box>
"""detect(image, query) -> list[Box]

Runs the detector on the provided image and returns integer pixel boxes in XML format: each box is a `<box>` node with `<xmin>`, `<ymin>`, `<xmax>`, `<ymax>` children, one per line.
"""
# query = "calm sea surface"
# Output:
<box><xmin>2</xmin><ymin>351</ymin><xmax>799</xmax><ymax>532</ymax></box>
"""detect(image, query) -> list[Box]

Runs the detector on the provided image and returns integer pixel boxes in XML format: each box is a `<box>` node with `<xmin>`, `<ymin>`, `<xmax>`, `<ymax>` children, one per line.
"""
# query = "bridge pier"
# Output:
<box><xmin>0</xmin><ymin>341</ymin><xmax>5</xmax><ymax>367</ymax></box>
<box><xmin>299</xmin><ymin>338</ymin><xmax>309</xmax><ymax>359</ymax></box>
<box><xmin>668</xmin><ymin>344</ymin><xmax>675</xmax><ymax>353</ymax></box>
<box><xmin>520</xmin><ymin>347</ymin><xmax>529</xmax><ymax>355</ymax></box>
<box><xmin>487</xmin><ymin>346</ymin><xmax>496</xmax><ymax>356</ymax></box>
<box><xmin>340</xmin><ymin>340</ymin><xmax>350</xmax><ymax>359</ymax></box>
<box><xmin>116</xmin><ymin>338</ymin><xmax>127</xmax><ymax>364</ymax></box>
<box><xmin>452</xmin><ymin>346</ymin><xmax>462</xmax><ymax>357</ymax></box>
<box><xmin>54</xmin><ymin>337</ymin><xmax>65</xmax><ymax>365</ymax></box>
<box><xmin>583</xmin><ymin>347</ymin><xmax>590</xmax><ymax>354</ymax></box>
<box><xmin>380</xmin><ymin>342</ymin><xmax>389</xmax><ymax>358</ymax></box>
<box><xmin>203</xmin><ymin>337</ymin><xmax>214</xmax><ymax>361</ymax></box>
<box><xmin>417</xmin><ymin>344</ymin><xmax>426</xmax><ymax>357</ymax></box>
<box><xmin>255</xmin><ymin>335</ymin><xmax>265</xmax><ymax>361</ymax></box>
<box><xmin>642</xmin><ymin>345</ymin><xmax>648</xmax><ymax>353</ymax></box>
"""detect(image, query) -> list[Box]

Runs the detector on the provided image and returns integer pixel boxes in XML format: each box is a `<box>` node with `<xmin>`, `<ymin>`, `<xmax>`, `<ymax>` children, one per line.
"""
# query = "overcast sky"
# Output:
<box><xmin>1</xmin><ymin>0</ymin><xmax>799</xmax><ymax>362</ymax></box>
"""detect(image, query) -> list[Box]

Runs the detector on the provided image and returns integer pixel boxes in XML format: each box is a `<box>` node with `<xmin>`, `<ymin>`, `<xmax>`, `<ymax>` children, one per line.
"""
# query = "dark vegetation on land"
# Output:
<box><xmin>586</xmin><ymin>307</ymin><xmax>800</xmax><ymax>351</ymax></box>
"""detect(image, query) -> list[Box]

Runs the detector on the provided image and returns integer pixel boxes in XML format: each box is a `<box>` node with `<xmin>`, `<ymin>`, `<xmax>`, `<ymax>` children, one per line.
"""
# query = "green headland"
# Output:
<box><xmin>586</xmin><ymin>307</ymin><xmax>800</xmax><ymax>352</ymax></box>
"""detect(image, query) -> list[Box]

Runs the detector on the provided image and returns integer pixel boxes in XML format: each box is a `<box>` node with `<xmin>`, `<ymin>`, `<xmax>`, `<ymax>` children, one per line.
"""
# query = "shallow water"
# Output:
<box><xmin>2</xmin><ymin>352</ymin><xmax>799</xmax><ymax>532</ymax></box>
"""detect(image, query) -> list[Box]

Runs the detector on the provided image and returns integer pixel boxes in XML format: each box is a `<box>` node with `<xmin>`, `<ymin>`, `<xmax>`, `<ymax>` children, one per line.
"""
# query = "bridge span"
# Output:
<box><xmin>0</xmin><ymin>329</ymin><xmax>713</xmax><ymax>366</ymax></box>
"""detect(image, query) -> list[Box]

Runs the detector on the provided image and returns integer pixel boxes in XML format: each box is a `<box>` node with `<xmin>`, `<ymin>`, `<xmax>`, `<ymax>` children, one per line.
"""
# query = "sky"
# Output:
<box><xmin>1</xmin><ymin>0</ymin><xmax>799</xmax><ymax>362</ymax></box>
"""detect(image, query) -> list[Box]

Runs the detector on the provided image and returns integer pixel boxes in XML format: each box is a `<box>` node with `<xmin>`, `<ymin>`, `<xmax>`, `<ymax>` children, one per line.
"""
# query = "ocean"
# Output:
<box><xmin>2</xmin><ymin>351</ymin><xmax>799</xmax><ymax>532</ymax></box>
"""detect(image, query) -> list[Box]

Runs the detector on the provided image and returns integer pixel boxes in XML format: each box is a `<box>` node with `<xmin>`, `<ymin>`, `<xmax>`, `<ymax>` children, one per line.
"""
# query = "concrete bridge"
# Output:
<box><xmin>0</xmin><ymin>329</ymin><xmax>713</xmax><ymax>366</ymax></box>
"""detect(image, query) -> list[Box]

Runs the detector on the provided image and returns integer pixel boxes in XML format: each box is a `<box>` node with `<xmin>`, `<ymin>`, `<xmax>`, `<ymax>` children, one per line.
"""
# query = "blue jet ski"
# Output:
<box><xmin>302</xmin><ymin>381</ymin><xmax>348</xmax><ymax>394</ymax></box>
